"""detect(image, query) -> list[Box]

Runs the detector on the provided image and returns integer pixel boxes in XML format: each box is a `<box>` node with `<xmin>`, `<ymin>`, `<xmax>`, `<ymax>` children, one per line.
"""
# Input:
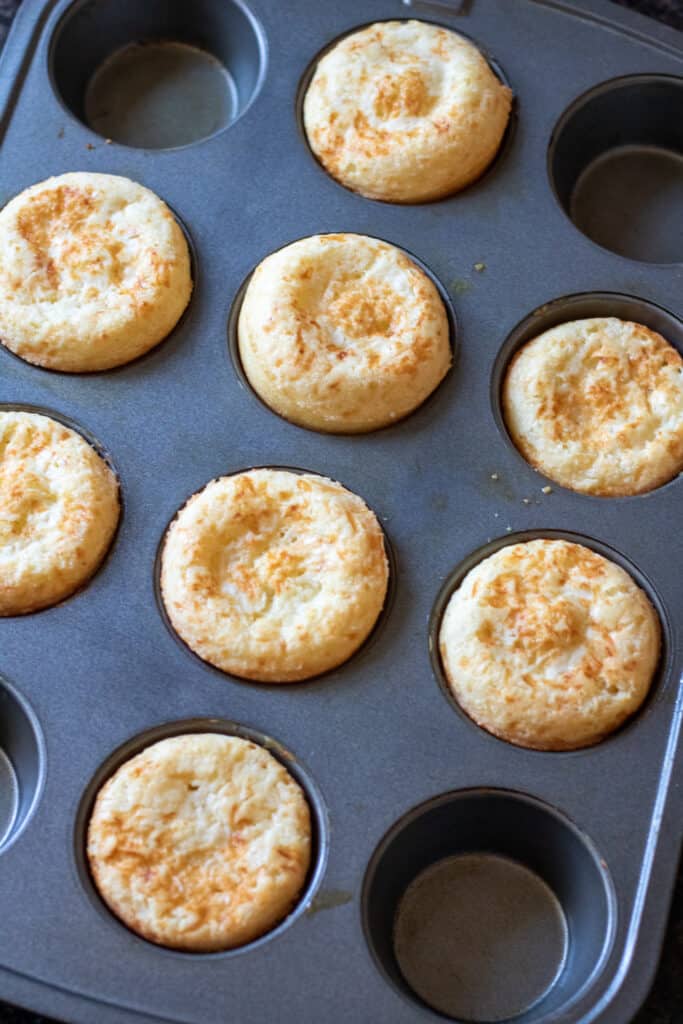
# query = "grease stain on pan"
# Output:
<box><xmin>306</xmin><ymin>889</ymin><xmax>354</xmax><ymax>916</ymax></box>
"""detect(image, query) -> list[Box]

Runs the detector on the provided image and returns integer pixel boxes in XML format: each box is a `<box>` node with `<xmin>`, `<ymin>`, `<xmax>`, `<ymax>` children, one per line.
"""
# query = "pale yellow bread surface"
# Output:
<box><xmin>0</xmin><ymin>410</ymin><xmax>120</xmax><ymax>614</ymax></box>
<box><xmin>238</xmin><ymin>233</ymin><xmax>451</xmax><ymax>432</ymax></box>
<box><xmin>504</xmin><ymin>318</ymin><xmax>683</xmax><ymax>496</ymax></box>
<box><xmin>87</xmin><ymin>733</ymin><xmax>312</xmax><ymax>951</ymax></box>
<box><xmin>160</xmin><ymin>469</ymin><xmax>389</xmax><ymax>682</ymax></box>
<box><xmin>303</xmin><ymin>20</ymin><xmax>512</xmax><ymax>203</ymax></box>
<box><xmin>0</xmin><ymin>172</ymin><xmax>192</xmax><ymax>371</ymax></box>
<box><xmin>439</xmin><ymin>539</ymin><xmax>660</xmax><ymax>750</ymax></box>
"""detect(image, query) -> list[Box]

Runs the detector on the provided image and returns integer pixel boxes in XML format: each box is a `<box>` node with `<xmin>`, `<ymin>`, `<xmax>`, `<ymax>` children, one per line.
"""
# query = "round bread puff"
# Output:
<box><xmin>0</xmin><ymin>172</ymin><xmax>192</xmax><ymax>371</ymax></box>
<box><xmin>303</xmin><ymin>20</ymin><xmax>512</xmax><ymax>203</ymax></box>
<box><xmin>87</xmin><ymin>733</ymin><xmax>312</xmax><ymax>952</ymax></box>
<box><xmin>160</xmin><ymin>468</ymin><xmax>389</xmax><ymax>681</ymax></box>
<box><xmin>238</xmin><ymin>233</ymin><xmax>451</xmax><ymax>433</ymax></box>
<box><xmin>0</xmin><ymin>410</ymin><xmax>119</xmax><ymax>614</ymax></box>
<box><xmin>503</xmin><ymin>318</ymin><xmax>683</xmax><ymax>497</ymax></box>
<box><xmin>439</xmin><ymin>539</ymin><xmax>660</xmax><ymax>751</ymax></box>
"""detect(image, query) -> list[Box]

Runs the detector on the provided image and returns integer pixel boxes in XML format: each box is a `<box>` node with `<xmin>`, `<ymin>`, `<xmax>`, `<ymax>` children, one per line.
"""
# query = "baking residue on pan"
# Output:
<box><xmin>451</xmin><ymin>261</ymin><xmax>487</xmax><ymax>296</ymax></box>
<box><xmin>306</xmin><ymin>889</ymin><xmax>353</xmax><ymax>915</ymax></box>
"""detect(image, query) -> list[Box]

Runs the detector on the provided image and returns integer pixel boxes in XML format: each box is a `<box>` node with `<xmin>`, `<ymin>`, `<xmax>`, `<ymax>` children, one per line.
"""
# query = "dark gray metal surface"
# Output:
<box><xmin>0</xmin><ymin>1</ymin><xmax>681</xmax><ymax>1022</ymax></box>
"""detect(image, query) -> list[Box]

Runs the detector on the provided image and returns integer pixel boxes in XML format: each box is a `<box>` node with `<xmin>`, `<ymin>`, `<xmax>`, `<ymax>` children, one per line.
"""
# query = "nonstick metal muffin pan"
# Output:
<box><xmin>0</xmin><ymin>0</ymin><xmax>681</xmax><ymax>1021</ymax></box>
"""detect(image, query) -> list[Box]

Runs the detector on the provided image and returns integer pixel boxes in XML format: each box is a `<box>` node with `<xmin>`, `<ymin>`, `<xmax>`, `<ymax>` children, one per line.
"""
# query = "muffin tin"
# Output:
<box><xmin>0</xmin><ymin>0</ymin><xmax>681</xmax><ymax>1022</ymax></box>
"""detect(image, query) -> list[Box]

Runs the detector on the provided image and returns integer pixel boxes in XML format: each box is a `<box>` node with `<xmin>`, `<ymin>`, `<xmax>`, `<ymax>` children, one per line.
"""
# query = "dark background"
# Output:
<box><xmin>0</xmin><ymin>0</ymin><xmax>682</xmax><ymax>1021</ymax></box>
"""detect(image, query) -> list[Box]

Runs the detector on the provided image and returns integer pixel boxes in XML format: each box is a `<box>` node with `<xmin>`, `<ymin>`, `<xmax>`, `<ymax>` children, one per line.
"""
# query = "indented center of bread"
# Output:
<box><xmin>373</xmin><ymin>69</ymin><xmax>434</xmax><ymax>119</ymax></box>
<box><xmin>186</xmin><ymin>487</ymin><xmax>331</xmax><ymax>616</ymax></box>
<box><xmin>325</xmin><ymin>280</ymin><xmax>398</xmax><ymax>340</ymax></box>
<box><xmin>16</xmin><ymin>185</ymin><xmax>126</xmax><ymax>295</ymax></box>
<box><xmin>512</xmin><ymin>597</ymin><xmax>587</xmax><ymax>662</ymax></box>
<box><xmin>208</xmin><ymin>537</ymin><xmax>323</xmax><ymax>615</ymax></box>
<box><xmin>479</xmin><ymin>570</ymin><xmax>589</xmax><ymax>666</ymax></box>
<box><xmin>0</xmin><ymin>470</ymin><xmax>56</xmax><ymax>540</ymax></box>
<box><xmin>539</xmin><ymin>337</ymin><xmax>682</xmax><ymax>447</ymax></box>
<box><xmin>13</xmin><ymin>182</ymin><xmax>172</xmax><ymax>302</ymax></box>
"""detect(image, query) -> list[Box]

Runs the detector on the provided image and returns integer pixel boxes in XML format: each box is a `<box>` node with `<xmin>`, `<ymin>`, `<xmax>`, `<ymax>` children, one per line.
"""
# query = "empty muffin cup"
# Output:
<box><xmin>363</xmin><ymin>789</ymin><xmax>615</xmax><ymax>1022</ymax></box>
<box><xmin>549</xmin><ymin>75</ymin><xmax>683</xmax><ymax>263</ymax></box>
<box><xmin>49</xmin><ymin>0</ymin><xmax>266</xmax><ymax>148</ymax></box>
<box><xmin>0</xmin><ymin>677</ymin><xmax>45</xmax><ymax>853</ymax></box>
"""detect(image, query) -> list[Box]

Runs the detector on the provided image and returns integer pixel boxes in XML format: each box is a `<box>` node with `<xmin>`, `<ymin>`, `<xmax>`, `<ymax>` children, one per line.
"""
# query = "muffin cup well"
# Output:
<box><xmin>0</xmin><ymin>195</ymin><xmax>197</xmax><ymax>378</ymax></box>
<box><xmin>295</xmin><ymin>18</ymin><xmax>516</xmax><ymax>205</ymax></box>
<box><xmin>548</xmin><ymin>75</ymin><xmax>683</xmax><ymax>264</ymax></box>
<box><xmin>362</xmin><ymin>788</ymin><xmax>616</xmax><ymax>1023</ymax></box>
<box><xmin>49</xmin><ymin>0</ymin><xmax>266</xmax><ymax>149</ymax></box>
<box><xmin>154</xmin><ymin>465</ymin><xmax>397</xmax><ymax>685</ymax></box>
<box><xmin>0</xmin><ymin>402</ymin><xmax>123</xmax><ymax>614</ymax></box>
<box><xmin>73</xmin><ymin>717</ymin><xmax>329</xmax><ymax>957</ymax></box>
<box><xmin>227</xmin><ymin>235</ymin><xmax>458</xmax><ymax>435</ymax></box>
<box><xmin>0</xmin><ymin>677</ymin><xmax>45</xmax><ymax>854</ymax></box>
<box><xmin>429</xmin><ymin>529</ymin><xmax>672</xmax><ymax>753</ymax></box>
<box><xmin>490</xmin><ymin>291</ymin><xmax>683</xmax><ymax>499</ymax></box>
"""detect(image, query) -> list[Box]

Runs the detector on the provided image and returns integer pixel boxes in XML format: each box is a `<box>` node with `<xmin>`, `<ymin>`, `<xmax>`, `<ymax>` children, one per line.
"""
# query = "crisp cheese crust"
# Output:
<box><xmin>87</xmin><ymin>733</ymin><xmax>312</xmax><ymax>952</ymax></box>
<box><xmin>160</xmin><ymin>469</ymin><xmax>389</xmax><ymax>682</ymax></box>
<box><xmin>238</xmin><ymin>233</ymin><xmax>451</xmax><ymax>432</ymax></box>
<box><xmin>0</xmin><ymin>172</ymin><xmax>192</xmax><ymax>371</ymax></box>
<box><xmin>303</xmin><ymin>20</ymin><xmax>512</xmax><ymax>202</ymax></box>
<box><xmin>0</xmin><ymin>410</ymin><xmax>120</xmax><ymax>614</ymax></box>
<box><xmin>439</xmin><ymin>539</ymin><xmax>660</xmax><ymax>750</ymax></box>
<box><xmin>504</xmin><ymin>318</ymin><xmax>683</xmax><ymax>496</ymax></box>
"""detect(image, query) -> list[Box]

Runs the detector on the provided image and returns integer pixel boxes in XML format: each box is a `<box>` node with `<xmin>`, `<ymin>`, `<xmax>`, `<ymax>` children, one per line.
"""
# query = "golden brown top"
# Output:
<box><xmin>0</xmin><ymin>172</ymin><xmax>192</xmax><ymax>370</ymax></box>
<box><xmin>87</xmin><ymin>733</ymin><xmax>312</xmax><ymax>952</ymax></box>
<box><xmin>160</xmin><ymin>468</ymin><xmax>389</xmax><ymax>681</ymax></box>
<box><xmin>0</xmin><ymin>410</ymin><xmax>119</xmax><ymax>614</ymax></box>
<box><xmin>238</xmin><ymin>233</ymin><xmax>450</xmax><ymax>432</ymax></box>
<box><xmin>504</xmin><ymin>318</ymin><xmax>683</xmax><ymax>495</ymax></box>
<box><xmin>303</xmin><ymin>20</ymin><xmax>511</xmax><ymax>202</ymax></box>
<box><xmin>439</xmin><ymin>539</ymin><xmax>660</xmax><ymax>750</ymax></box>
